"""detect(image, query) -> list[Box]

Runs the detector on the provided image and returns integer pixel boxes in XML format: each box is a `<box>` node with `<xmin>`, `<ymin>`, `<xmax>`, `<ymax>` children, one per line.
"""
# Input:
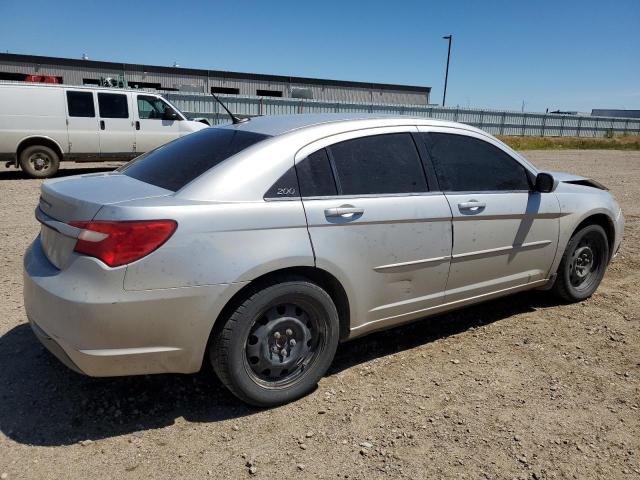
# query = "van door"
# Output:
<box><xmin>64</xmin><ymin>90</ymin><xmax>100</xmax><ymax>158</ymax></box>
<box><xmin>97</xmin><ymin>92</ymin><xmax>135</xmax><ymax>158</ymax></box>
<box><xmin>297</xmin><ymin>128</ymin><xmax>452</xmax><ymax>336</ymax></box>
<box><xmin>134</xmin><ymin>94</ymin><xmax>182</xmax><ymax>154</ymax></box>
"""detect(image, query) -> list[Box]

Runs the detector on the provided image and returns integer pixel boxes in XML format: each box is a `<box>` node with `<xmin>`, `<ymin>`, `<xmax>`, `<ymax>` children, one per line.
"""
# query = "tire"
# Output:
<box><xmin>19</xmin><ymin>145</ymin><xmax>60</xmax><ymax>179</ymax></box>
<box><xmin>552</xmin><ymin>224</ymin><xmax>609</xmax><ymax>302</ymax></box>
<box><xmin>210</xmin><ymin>278</ymin><xmax>340</xmax><ymax>407</ymax></box>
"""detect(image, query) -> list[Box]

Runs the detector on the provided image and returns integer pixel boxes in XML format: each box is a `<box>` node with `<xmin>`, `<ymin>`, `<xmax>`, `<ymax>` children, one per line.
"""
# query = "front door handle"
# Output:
<box><xmin>135</xmin><ymin>121</ymin><xmax>140</xmax><ymax>130</ymax></box>
<box><xmin>100</xmin><ymin>120</ymin><xmax>105</xmax><ymax>130</ymax></box>
<box><xmin>458</xmin><ymin>200</ymin><xmax>486</xmax><ymax>211</ymax></box>
<box><xmin>324</xmin><ymin>205</ymin><xmax>364</xmax><ymax>218</ymax></box>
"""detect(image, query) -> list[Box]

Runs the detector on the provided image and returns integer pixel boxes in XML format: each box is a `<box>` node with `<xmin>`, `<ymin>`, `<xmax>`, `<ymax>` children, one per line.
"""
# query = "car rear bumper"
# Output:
<box><xmin>23</xmin><ymin>237</ymin><xmax>246</xmax><ymax>377</ymax></box>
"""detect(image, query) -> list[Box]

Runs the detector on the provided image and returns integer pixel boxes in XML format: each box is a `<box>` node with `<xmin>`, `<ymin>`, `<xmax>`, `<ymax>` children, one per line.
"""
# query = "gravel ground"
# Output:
<box><xmin>0</xmin><ymin>151</ymin><xmax>638</xmax><ymax>480</ymax></box>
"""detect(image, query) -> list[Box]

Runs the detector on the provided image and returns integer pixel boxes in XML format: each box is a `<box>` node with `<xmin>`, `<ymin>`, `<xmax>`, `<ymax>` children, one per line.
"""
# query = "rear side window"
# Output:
<box><xmin>120</xmin><ymin>128</ymin><xmax>270</xmax><ymax>191</ymax></box>
<box><xmin>329</xmin><ymin>133</ymin><xmax>427</xmax><ymax>195</ymax></box>
<box><xmin>296</xmin><ymin>149</ymin><xmax>338</xmax><ymax>197</ymax></box>
<box><xmin>66</xmin><ymin>91</ymin><xmax>95</xmax><ymax>117</ymax></box>
<box><xmin>98</xmin><ymin>93</ymin><xmax>129</xmax><ymax>119</ymax></box>
<box><xmin>423</xmin><ymin>133</ymin><xmax>530</xmax><ymax>192</ymax></box>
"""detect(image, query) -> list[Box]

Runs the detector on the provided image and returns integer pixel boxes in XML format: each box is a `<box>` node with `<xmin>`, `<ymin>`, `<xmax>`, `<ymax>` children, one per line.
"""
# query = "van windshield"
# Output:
<box><xmin>119</xmin><ymin>128</ymin><xmax>270</xmax><ymax>191</ymax></box>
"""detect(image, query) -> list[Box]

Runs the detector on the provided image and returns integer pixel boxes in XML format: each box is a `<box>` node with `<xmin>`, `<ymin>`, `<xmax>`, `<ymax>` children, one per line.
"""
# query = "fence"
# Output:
<box><xmin>164</xmin><ymin>92</ymin><xmax>640</xmax><ymax>138</ymax></box>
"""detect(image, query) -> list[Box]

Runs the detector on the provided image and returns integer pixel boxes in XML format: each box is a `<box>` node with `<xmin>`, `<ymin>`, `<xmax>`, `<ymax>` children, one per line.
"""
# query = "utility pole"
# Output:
<box><xmin>442</xmin><ymin>35</ymin><xmax>453</xmax><ymax>107</ymax></box>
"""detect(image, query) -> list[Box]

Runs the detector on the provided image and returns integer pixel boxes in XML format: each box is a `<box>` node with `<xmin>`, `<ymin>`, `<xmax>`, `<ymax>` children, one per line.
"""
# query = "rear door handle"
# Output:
<box><xmin>100</xmin><ymin>120</ymin><xmax>105</xmax><ymax>130</ymax></box>
<box><xmin>458</xmin><ymin>201</ymin><xmax>486</xmax><ymax>211</ymax></box>
<box><xmin>324</xmin><ymin>206</ymin><xmax>364</xmax><ymax>218</ymax></box>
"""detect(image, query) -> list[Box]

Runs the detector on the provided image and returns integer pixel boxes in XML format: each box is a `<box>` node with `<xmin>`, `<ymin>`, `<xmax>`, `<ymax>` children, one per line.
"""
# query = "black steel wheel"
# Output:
<box><xmin>244</xmin><ymin>302</ymin><xmax>327</xmax><ymax>388</ymax></box>
<box><xmin>553</xmin><ymin>224</ymin><xmax>609</xmax><ymax>302</ymax></box>
<box><xmin>210</xmin><ymin>277</ymin><xmax>339</xmax><ymax>407</ymax></box>
<box><xmin>19</xmin><ymin>145</ymin><xmax>60</xmax><ymax>179</ymax></box>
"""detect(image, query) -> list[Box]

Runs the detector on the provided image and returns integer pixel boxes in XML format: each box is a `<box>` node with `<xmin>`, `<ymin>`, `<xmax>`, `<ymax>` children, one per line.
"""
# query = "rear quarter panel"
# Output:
<box><xmin>92</xmin><ymin>199</ymin><xmax>314</xmax><ymax>290</ymax></box>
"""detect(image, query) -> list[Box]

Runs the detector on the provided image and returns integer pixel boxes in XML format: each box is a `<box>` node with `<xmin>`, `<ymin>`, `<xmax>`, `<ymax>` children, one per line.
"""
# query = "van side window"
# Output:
<box><xmin>328</xmin><ymin>133</ymin><xmax>428</xmax><ymax>195</ymax></box>
<box><xmin>296</xmin><ymin>149</ymin><xmax>338</xmax><ymax>197</ymax></box>
<box><xmin>137</xmin><ymin>95</ymin><xmax>169</xmax><ymax>120</ymax></box>
<box><xmin>66</xmin><ymin>91</ymin><xmax>95</xmax><ymax>117</ymax></box>
<box><xmin>98</xmin><ymin>93</ymin><xmax>129</xmax><ymax>119</ymax></box>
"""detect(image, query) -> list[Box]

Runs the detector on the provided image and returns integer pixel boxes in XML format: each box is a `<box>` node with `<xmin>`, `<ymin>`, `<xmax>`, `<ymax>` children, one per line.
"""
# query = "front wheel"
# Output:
<box><xmin>210</xmin><ymin>278</ymin><xmax>340</xmax><ymax>407</ymax></box>
<box><xmin>552</xmin><ymin>224</ymin><xmax>609</xmax><ymax>302</ymax></box>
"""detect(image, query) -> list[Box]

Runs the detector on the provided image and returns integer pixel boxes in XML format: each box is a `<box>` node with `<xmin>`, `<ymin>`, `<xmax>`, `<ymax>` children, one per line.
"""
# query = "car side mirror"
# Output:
<box><xmin>535</xmin><ymin>172</ymin><xmax>557</xmax><ymax>193</ymax></box>
<box><xmin>163</xmin><ymin>108</ymin><xmax>180</xmax><ymax>121</ymax></box>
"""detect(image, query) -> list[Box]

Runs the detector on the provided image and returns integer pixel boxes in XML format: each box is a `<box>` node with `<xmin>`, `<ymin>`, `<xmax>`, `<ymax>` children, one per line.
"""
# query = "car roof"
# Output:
<box><xmin>219</xmin><ymin>113</ymin><xmax>485</xmax><ymax>137</ymax></box>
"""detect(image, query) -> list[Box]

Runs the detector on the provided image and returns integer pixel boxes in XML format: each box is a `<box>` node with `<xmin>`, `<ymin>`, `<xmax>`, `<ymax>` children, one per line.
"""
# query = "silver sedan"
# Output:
<box><xmin>23</xmin><ymin>114</ymin><xmax>624</xmax><ymax>406</ymax></box>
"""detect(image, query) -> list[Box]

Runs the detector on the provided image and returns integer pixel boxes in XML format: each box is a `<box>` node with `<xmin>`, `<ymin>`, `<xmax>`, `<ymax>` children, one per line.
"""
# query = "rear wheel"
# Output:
<box><xmin>19</xmin><ymin>145</ymin><xmax>60</xmax><ymax>179</ymax></box>
<box><xmin>552</xmin><ymin>224</ymin><xmax>609</xmax><ymax>302</ymax></box>
<box><xmin>210</xmin><ymin>278</ymin><xmax>339</xmax><ymax>407</ymax></box>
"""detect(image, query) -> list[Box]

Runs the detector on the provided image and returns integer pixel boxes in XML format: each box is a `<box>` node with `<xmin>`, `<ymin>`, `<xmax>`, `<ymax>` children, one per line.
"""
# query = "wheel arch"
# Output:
<box><xmin>204</xmin><ymin>266</ymin><xmax>351</xmax><ymax>368</ymax></box>
<box><xmin>571</xmin><ymin>212</ymin><xmax>616</xmax><ymax>260</ymax></box>
<box><xmin>16</xmin><ymin>136</ymin><xmax>65</xmax><ymax>165</ymax></box>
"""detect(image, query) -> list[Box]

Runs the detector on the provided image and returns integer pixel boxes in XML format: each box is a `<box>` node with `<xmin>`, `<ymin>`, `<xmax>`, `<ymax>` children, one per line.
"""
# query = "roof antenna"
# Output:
<box><xmin>211</xmin><ymin>92</ymin><xmax>249</xmax><ymax>125</ymax></box>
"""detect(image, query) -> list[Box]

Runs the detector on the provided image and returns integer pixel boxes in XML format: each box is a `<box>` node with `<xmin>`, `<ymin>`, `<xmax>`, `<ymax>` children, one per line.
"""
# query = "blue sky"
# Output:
<box><xmin>1</xmin><ymin>0</ymin><xmax>638</xmax><ymax>112</ymax></box>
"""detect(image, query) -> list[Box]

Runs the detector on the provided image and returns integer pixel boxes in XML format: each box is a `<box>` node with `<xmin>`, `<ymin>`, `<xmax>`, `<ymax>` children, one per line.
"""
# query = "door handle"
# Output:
<box><xmin>100</xmin><ymin>120</ymin><xmax>105</xmax><ymax>130</ymax></box>
<box><xmin>458</xmin><ymin>200</ymin><xmax>486</xmax><ymax>211</ymax></box>
<box><xmin>324</xmin><ymin>206</ymin><xmax>364</xmax><ymax>218</ymax></box>
<box><xmin>135</xmin><ymin>121</ymin><xmax>140</xmax><ymax>130</ymax></box>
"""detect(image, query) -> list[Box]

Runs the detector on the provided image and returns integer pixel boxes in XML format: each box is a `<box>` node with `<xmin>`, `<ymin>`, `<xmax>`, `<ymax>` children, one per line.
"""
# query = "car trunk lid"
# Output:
<box><xmin>36</xmin><ymin>172</ymin><xmax>172</xmax><ymax>269</ymax></box>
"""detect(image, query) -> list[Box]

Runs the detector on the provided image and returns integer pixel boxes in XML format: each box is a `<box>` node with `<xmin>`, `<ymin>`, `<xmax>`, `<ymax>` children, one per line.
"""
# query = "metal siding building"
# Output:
<box><xmin>0</xmin><ymin>53</ymin><xmax>431</xmax><ymax>106</ymax></box>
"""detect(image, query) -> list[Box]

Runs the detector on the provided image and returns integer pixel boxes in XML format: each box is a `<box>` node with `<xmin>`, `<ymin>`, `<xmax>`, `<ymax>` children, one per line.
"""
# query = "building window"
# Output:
<box><xmin>256</xmin><ymin>89</ymin><xmax>282</xmax><ymax>97</ymax></box>
<box><xmin>83</xmin><ymin>78</ymin><xmax>100</xmax><ymax>86</ymax></box>
<box><xmin>0</xmin><ymin>72</ymin><xmax>27</xmax><ymax>81</ymax></box>
<box><xmin>291</xmin><ymin>87</ymin><xmax>313</xmax><ymax>99</ymax></box>
<box><xmin>211</xmin><ymin>86</ymin><xmax>239</xmax><ymax>95</ymax></box>
<box><xmin>129</xmin><ymin>81</ymin><xmax>162</xmax><ymax>90</ymax></box>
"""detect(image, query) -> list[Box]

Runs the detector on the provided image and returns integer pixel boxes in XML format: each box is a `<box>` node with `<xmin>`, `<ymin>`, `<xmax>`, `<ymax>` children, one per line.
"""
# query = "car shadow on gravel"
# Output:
<box><xmin>329</xmin><ymin>290</ymin><xmax>558</xmax><ymax>375</ymax></box>
<box><xmin>0</xmin><ymin>290</ymin><xmax>558</xmax><ymax>446</ymax></box>
<box><xmin>0</xmin><ymin>166</ymin><xmax>117</xmax><ymax>180</ymax></box>
<box><xmin>0</xmin><ymin>324</ymin><xmax>256</xmax><ymax>446</ymax></box>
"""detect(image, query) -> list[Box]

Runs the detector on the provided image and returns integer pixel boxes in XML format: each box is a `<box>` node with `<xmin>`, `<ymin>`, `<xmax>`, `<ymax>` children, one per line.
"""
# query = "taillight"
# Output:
<box><xmin>70</xmin><ymin>220</ymin><xmax>177</xmax><ymax>267</ymax></box>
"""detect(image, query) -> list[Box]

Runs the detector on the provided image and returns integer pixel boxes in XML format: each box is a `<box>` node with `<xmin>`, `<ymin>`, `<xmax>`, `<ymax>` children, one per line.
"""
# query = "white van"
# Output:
<box><xmin>0</xmin><ymin>82</ymin><xmax>208</xmax><ymax>178</ymax></box>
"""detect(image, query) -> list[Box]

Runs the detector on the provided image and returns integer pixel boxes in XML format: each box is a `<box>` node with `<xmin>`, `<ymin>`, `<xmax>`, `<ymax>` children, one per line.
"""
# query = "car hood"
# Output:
<box><xmin>544</xmin><ymin>170</ymin><xmax>587</xmax><ymax>182</ymax></box>
<box><xmin>544</xmin><ymin>170</ymin><xmax>608</xmax><ymax>190</ymax></box>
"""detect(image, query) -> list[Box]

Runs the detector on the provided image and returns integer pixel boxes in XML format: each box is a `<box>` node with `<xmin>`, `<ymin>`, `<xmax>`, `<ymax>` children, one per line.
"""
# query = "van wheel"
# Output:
<box><xmin>19</xmin><ymin>145</ymin><xmax>60</xmax><ymax>179</ymax></box>
<box><xmin>552</xmin><ymin>224</ymin><xmax>609</xmax><ymax>302</ymax></box>
<box><xmin>210</xmin><ymin>278</ymin><xmax>340</xmax><ymax>407</ymax></box>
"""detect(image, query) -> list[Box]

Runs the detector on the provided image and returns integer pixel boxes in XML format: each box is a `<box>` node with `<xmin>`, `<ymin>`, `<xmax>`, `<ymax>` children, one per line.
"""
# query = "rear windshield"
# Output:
<box><xmin>119</xmin><ymin>128</ymin><xmax>270</xmax><ymax>191</ymax></box>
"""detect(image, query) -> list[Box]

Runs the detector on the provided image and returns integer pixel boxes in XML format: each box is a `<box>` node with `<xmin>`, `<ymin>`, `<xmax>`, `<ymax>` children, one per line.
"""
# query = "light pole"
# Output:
<box><xmin>442</xmin><ymin>35</ymin><xmax>452</xmax><ymax>107</ymax></box>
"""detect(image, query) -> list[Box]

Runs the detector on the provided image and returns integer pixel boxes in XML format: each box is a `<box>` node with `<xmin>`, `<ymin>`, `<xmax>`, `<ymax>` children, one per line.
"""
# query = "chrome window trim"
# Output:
<box><xmin>442</xmin><ymin>189</ymin><xmax>532</xmax><ymax>195</ymax></box>
<box><xmin>301</xmin><ymin>191</ymin><xmax>443</xmax><ymax>201</ymax></box>
<box><xmin>264</xmin><ymin>191</ymin><xmax>445</xmax><ymax>202</ymax></box>
<box><xmin>294</xmin><ymin>125</ymin><xmax>420</xmax><ymax>166</ymax></box>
